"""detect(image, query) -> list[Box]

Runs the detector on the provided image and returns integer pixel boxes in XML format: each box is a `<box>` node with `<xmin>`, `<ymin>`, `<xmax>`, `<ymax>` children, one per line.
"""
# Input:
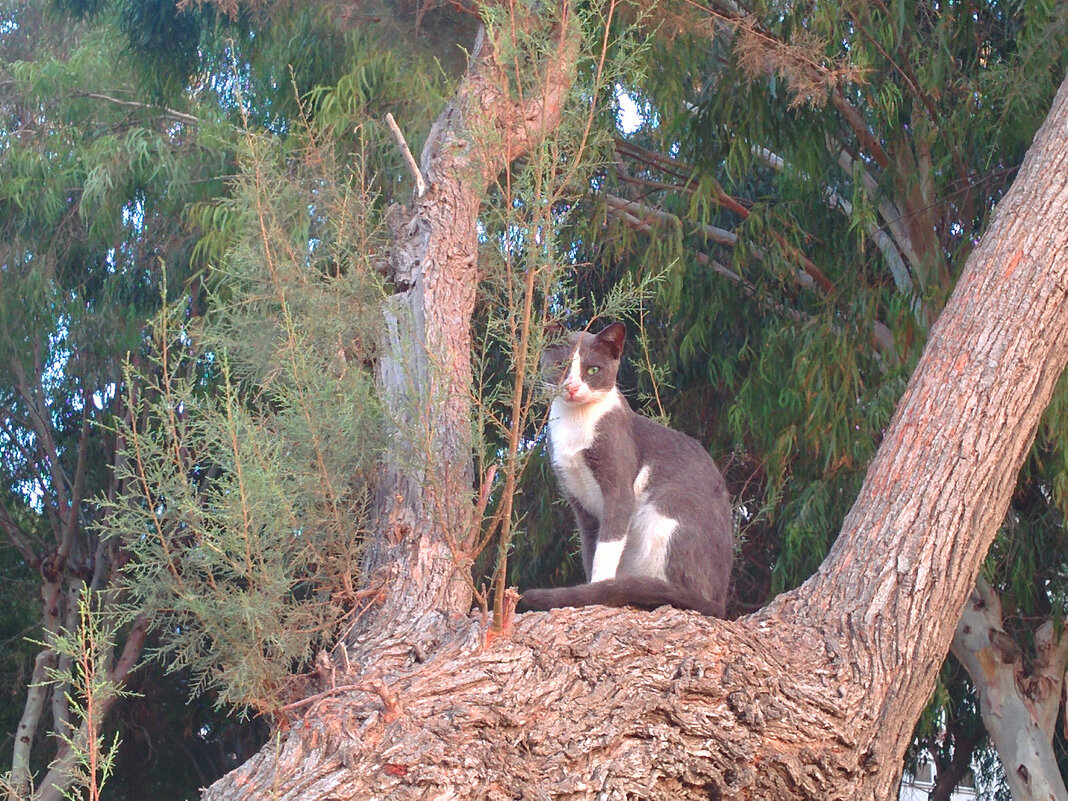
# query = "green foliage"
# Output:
<box><xmin>41</xmin><ymin>588</ymin><xmax>132</xmax><ymax>801</ymax></box>
<box><xmin>0</xmin><ymin>4</ymin><xmax>234</xmax><ymax>793</ymax></box>
<box><xmin>579</xmin><ymin>0</ymin><xmax>1068</xmax><ymax>603</ymax></box>
<box><xmin>307</xmin><ymin>28</ymin><xmax>452</xmax><ymax>204</ymax></box>
<box><xmin>0</xmin><ymin>0</ymin><xmax>464</xmax><ymax>791</ymax></box>
<box><xmin>116</xmin><ymin>0</ymin><xmax>203</xmax><ymax>97</ymax></box>
<box><xmin>109</xmin><ymin>128</ymin><xmax>385</xmax><ymax>715</ymax></box>
<box><xmin>563</xmin><ymin>0</ymin><xmax>1068</xmax><ymax>787</ymax></box>
<box><xmin>0</xmin><ymin>0</ymin><xmax>462</xmax><ymax>795</ymax></box>
<box><xmin>106</xmin><ymin>656</ymin><xmax>269</xmax><ymax>800</ymax></box>
<box><xmin>460</xmin><ymin>0</ymin><xmax>664</xmax><ymax>611</ymax></box>
<box><xmin>4</xmin><ymin>0</ymin><xmax>1068</xmax><ymax>794</ymax></box>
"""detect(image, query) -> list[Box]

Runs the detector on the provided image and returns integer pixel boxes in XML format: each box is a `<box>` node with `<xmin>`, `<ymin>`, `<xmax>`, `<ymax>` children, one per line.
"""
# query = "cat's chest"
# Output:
<box><xmin>547</xmin><ymin>395</ymin><xmax>620</xmax><ymax>517</ymax></box>
<box><xmin>550</xmin><ymin>438</ymin><xmax>603</xmax><ymax>517</ymax></box>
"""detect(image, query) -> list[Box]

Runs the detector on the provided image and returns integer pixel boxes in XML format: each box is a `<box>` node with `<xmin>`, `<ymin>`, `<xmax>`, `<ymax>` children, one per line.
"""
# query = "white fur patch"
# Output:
<box><xmin>632</xmin><ymin>465</ymin><xmax>651</xmax><ymax>497</ymax></box>
<box><xmin>590</xmin><ymin>538</ymin><xmax>625</xmax><ymax>582</ymax></box>
<box><xmin>548</xmin><ymin>389</ymin><xmax>622</xmax><ymax>453</ymax></box>
<box><xmin>555</xmin><ymin>454</ymin><xmax>603</xmax><ymax>517</ymax></box>
<box><xmin>548</xmin><ymin>389</ymin><xmax>622</xmax><ymax>517</ymax></box>
<box><xmin>628</xmin><ymin>502</ymin><xmax>678</xmax><ymax>581</ymax></box>
<box><xmin>566</xmin><ymin>348</ymin><xmax>582</xmax><ymax>386</ymax></box>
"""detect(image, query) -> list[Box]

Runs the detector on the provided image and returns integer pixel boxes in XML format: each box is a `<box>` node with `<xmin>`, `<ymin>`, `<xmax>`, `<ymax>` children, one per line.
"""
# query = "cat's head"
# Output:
<box><xmin>541</xmin><ymin>322</ymin><xmax>625</xmax><ymax>405</ymax></box>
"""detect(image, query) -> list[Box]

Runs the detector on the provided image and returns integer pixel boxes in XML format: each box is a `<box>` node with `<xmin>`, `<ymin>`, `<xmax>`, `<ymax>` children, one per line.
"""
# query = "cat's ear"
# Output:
<box><xmin>595</xmin><ymin>322</ymin><xmax>626</xmax><ymax>359</ymax></box>
<box><xmin>544</xmin><ymin>319</ymin><xmax>567</xmax><ymax>344</ymax></box>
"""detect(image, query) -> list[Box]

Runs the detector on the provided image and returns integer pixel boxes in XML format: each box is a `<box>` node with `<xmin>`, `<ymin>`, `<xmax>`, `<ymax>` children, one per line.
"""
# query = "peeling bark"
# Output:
<box><xmin>357</xmin><ymin>7</ymin><xmax>578</xmax><ymax>650</ymax></box>
<box><xmin>203</xmin><ymin>38</ymin><xmax>1068</xmax><ymax>801</ymax></box>
<box><xmin>952</xmin><ymin>578</ymin><xmax>1068</xmax><ymax>801</ymax></box>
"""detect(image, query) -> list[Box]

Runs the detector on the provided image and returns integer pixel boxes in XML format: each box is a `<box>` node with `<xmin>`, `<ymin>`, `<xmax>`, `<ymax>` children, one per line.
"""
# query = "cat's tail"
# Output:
<box><xmin>521</xmin><ymin>577</ymin><xmax>723</xmax><ymax>617</ymax></box>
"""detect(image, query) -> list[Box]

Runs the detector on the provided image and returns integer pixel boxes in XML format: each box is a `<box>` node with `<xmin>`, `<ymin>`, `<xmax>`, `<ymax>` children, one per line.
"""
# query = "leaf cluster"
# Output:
<box><xmin>108</xmin><ymin>128</ymin><xmax>387</xmax><ymax>716</ymax></box>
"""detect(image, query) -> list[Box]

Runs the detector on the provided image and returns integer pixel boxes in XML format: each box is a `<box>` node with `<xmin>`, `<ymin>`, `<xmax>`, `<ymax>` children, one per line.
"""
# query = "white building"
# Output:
<box><xmin>899</xmin><ymin>760</ymin><xmax>979</xmax><ymax>800</ymax></box>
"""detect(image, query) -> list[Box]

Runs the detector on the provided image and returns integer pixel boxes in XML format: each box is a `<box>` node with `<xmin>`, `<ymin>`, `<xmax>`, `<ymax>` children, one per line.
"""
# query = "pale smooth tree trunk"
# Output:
<box><xmin>952</xmin><ymin>578</ymin><xmax>1068</xmax><ymax>801</ymax></box>
<box><xmin>9</xmin><ymin>576</ymin><xmax>62</xmax><ymax>800</ymax></box>
<box><xmin>202</xmin><ymin>29</ymin><xmax>1068</xmax><ymax>801</ymax></box>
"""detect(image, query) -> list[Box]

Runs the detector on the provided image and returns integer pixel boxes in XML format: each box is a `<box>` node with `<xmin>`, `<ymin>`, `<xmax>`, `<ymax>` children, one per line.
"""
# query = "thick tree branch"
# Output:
<box><xmin>605</xmin><ymin>192</ymin><xmax>740</xmax><ymax>249</ymax></box>
<box><xmin>834</xmin><ymin>143</ymin><xmax>924</xmax><ymax>278</ymax></box>
<box><xmin>769</xmin><ymin>72</ymin><xmax>1068</xmax><ymax>791</ymax></box>
<box><xmin>606</xmin><ymin>192</ymin><xmax>895</xmax><ymax>351</ymax></box>
<box><xmin>754</xmin><ymin>142</ymin><xmax>914</xmax><ymax>295</ymax></box>
<box><xmin>616</xmin><ymin>139</ymin><xmax>749</xmax><ymax>217</ymax></box>
<box><xmin>58</xmin><ymin>408</ymin><xmax>90</xmax><ymax>562</ymax></box>
<box><xmin>11</xmin><ymin>344</ymin><xmax>71</xmax><ymax>527</ymax></box>
<box><xmin>927</xmin><ymin>721</ymin><xmax>980</xmax><ymax>801</ymax></box>
<box><xmin>607</xmin><ymin>193</ymin><xmax>810</xmax><ymax>322</ymax></box>
<box><xmin>830</xmin><ymin>89</ymin><xmax>891</xmax><ymax>169</ymax></box>
<box><xmin>615</xmin><ymin>139</ymin><xmax>698</xmax><ymax>184</ymax></box>
<box><xmin>0</xmin><ymin>503</ymin><xmax>39</xmax><ymax>566</ymax></box>
<box><xmin>612</xmin><ymin>143</ymin><xmax>836</xmax><ymax>293</ymax></box>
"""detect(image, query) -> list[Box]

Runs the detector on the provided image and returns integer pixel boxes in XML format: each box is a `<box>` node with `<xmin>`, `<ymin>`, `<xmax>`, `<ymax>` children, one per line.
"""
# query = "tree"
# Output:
<box><xmin>558</xmin><ymin>1</ymin><xmax>1068</xmax><ymax>794</ymax></box>
<box><xmin>952</xmin><ymin>577</ymin><xmax>1068</xmax><ymax>801</ymax></box>
<box><xmin>0</xmin><ymin>2</ymin><xmax>376</xmax><ymax>797</ymax></box>
<box><xmin>199</xmin><ymin>7</ymin><xmax>1068</xmax><ymax>801</ymax></box>
<box><xmin>6</xmin><ymin>1</ymin><xmax>1068</xmax><ymax>798</ymax></box>
<box><xmin>0</xmin><ymin>4</ymin><xmax>217</xmax><ymax>791</ymax></box>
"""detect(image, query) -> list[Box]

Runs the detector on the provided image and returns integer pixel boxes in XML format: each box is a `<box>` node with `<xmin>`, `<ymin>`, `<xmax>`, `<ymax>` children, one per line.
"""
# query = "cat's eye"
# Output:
<box><xmin>586</xmin><ymin>366</ymin><xmax>599</xmax><ymax>375</ymax></box>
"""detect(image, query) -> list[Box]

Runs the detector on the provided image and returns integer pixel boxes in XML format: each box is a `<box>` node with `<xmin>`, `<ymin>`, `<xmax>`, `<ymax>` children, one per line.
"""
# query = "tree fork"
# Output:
<box><xmin>351</xmin><ymin>7</ymin><xmax>579</xmax><ymax>647</ymax></box>
<box><xmin>204</xmin><ymin>36</ymin><xmax>1068</xmax><ymax>801</ymax></box>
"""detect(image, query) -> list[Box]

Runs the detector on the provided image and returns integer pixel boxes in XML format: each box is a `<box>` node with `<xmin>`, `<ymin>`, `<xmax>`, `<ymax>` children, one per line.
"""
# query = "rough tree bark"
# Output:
<box><xmin>354</xmin><ymin>4</ymin><xmax>578</xmax><ymax>652</ymax></box>
<box><xmin>951</xmin><ymin>577</ymin><xmax>1068</xmax><ymax>801</ymax></box>
<box><xmin>202</xmin><ymin>23</ymin><xmax>1068</xmax><ymax>801</ymax></box>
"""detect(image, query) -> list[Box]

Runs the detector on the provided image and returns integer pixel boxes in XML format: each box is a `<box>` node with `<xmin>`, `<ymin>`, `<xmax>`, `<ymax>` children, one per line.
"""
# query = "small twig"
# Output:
<box><xmin>277</xmin><ymin>677</ymin><xmax>403</xmax><ymax>722</ymax></box>
<box><xmin>466</xmin><ymin>463</ymin><xmax>499</xmax><ymax>545</ymax></box>
<box><xmin>277</xmin><ymin>682</ymin><xmax>369</xmax><ymax>713</ymax></box>
<box><xmin>636</xmin><ymin>308</ymin><xmax>666</xmax><ymax>419</ymax></box>
<box><xmin>384</xmin><ymin>113</ymin><xmax>427</xmax><ymax>198</ymax></box>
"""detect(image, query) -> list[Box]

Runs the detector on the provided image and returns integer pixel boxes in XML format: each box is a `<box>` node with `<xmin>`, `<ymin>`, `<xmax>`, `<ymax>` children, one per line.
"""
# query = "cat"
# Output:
<box><xmin>521</xmin><ymin>321</ymin><xmax>734</xmax><ymax>617</ymax></box>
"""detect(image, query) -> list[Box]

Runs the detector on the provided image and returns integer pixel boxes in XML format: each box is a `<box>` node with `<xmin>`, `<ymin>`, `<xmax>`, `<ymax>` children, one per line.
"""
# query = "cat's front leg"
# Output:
<box><xmin>570</xmin><ymin>502</ymin><xmax>599</xmax><ymax>580</ymax></box>
<box><xmin>589</xmin><ymin>492</ymin><xmax>634</xmax><ymax>582</ymax></box>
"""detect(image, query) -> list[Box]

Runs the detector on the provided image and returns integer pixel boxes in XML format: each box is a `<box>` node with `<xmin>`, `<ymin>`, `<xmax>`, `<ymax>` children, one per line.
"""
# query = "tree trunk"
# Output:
<box><xmin>951</xmin><ymin>578</ymin><xmax>1068</xmax><ymax>801</ymax></box>
<box><xmin>8</xmin><ymin>576</ymin><xmax>62</xmax><ymax>800</ymax></box>
<box><xmin>203</xmin><ymin>37</ymin><xmax>1068</xmax><ymax>801</ymax></box>
<box><xmin>352</xmin><ymin>6</ymin><xmax>578</xmax><ymax>655</ymax></box>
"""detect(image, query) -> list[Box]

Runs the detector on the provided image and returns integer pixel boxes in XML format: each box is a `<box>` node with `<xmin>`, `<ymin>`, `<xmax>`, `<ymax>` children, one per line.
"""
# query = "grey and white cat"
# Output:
<box><xmin>522</xmin><ymin>322</ymin><xmax>734</xmax><ymax>617</ymax></box>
